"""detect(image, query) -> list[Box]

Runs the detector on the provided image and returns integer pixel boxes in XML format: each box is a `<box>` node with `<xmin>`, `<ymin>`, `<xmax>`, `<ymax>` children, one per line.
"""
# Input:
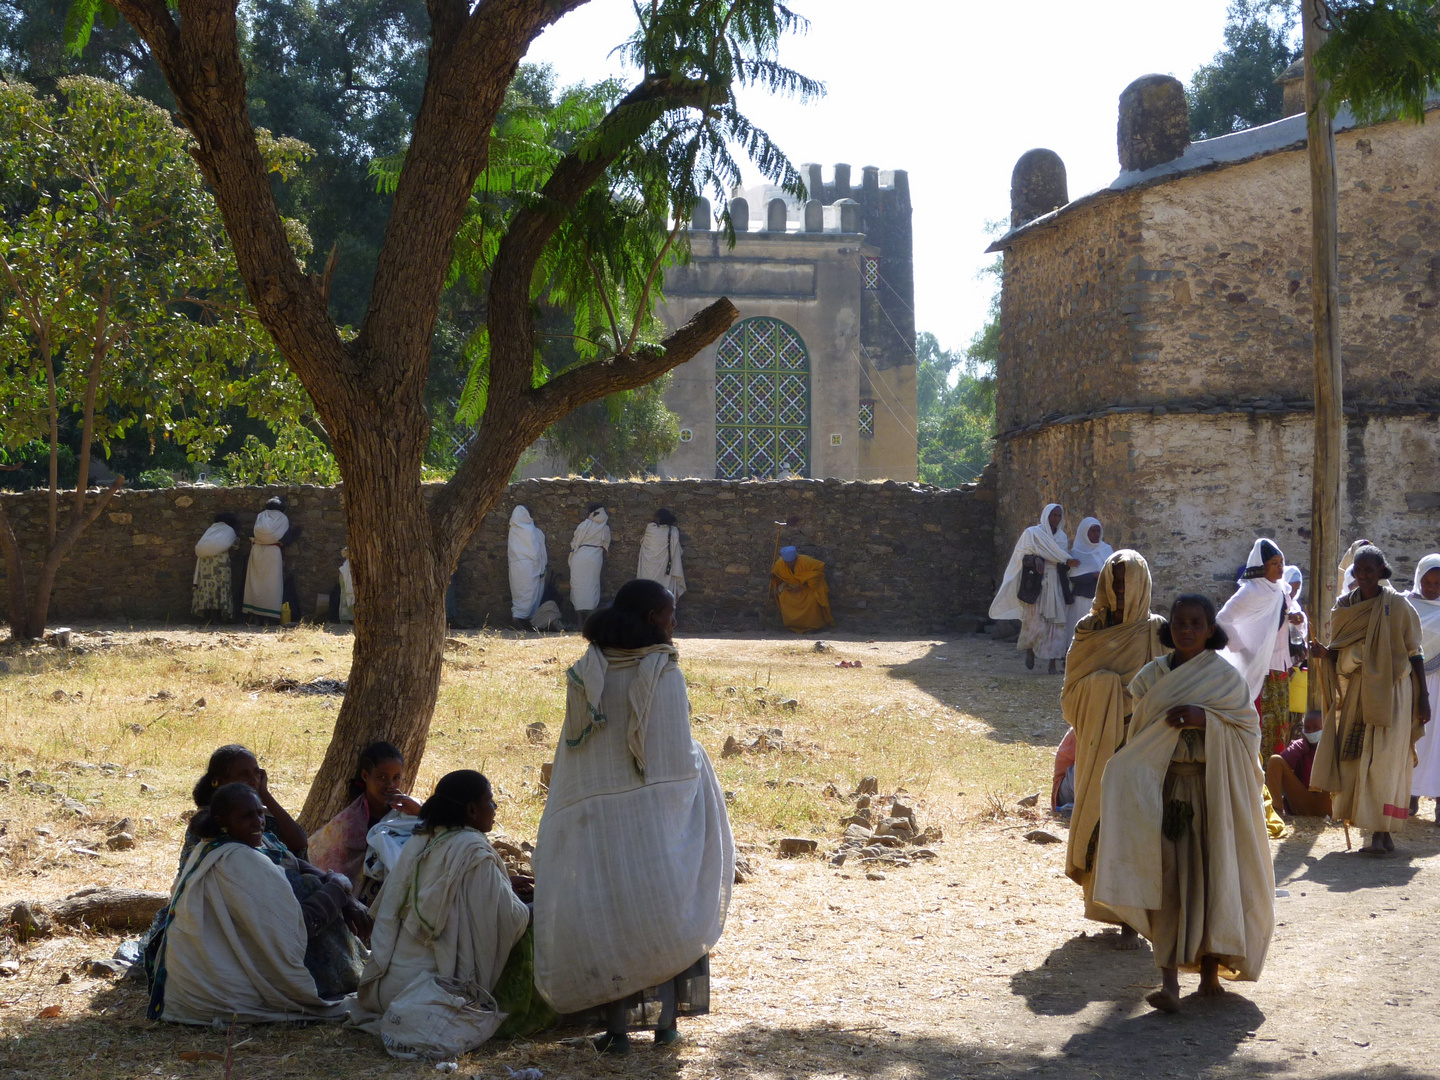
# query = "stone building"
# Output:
<box><xmin>987</xmin><ymin>74</ymin><xmax>1440</xmax><ymax>595</ymax></box>
<box><xmin>520</xmin><ymin>162</ymin><xmax>918</xmax><ymax>482</ymax></box>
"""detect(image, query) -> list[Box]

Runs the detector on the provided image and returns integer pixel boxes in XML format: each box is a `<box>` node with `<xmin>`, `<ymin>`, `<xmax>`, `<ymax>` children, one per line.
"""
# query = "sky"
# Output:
<box><xmin>527</xmin><ymin>0</ymin><xmax>1240</xmax><ymax>356</ymax></box>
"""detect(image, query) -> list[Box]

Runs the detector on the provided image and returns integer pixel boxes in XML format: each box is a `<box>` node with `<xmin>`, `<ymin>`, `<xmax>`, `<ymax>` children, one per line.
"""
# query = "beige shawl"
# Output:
<box><xmin>564</xmin><ymin>643</ymin><xmax>678</xmax><ymax>775</ymax></box>
<box><xmin>1092</xmin><ymin>649</ymin><xmax>1274</xmax><ymax>980</ymax></box>
<box><xmin>1061</xmin><ymin>550</ymin><xmax>1166</xmax><ymax>889</ymax></box>
<box><xmin>1311</xmin><ymin>584</ymin><xmax>1422</xmax><ymax>790</ymax></box>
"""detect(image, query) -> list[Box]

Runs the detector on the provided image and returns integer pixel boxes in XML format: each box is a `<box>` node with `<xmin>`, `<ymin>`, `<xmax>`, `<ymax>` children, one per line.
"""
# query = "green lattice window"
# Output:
<box><xmin>714</xmin><ymin>316</ymin><xmax>810</xmax><ymax>479</ymax></box>
<box><xmin>859</xmin><ymin>399</ymin><xmax>876</xmax><ymax>438</ymax></box>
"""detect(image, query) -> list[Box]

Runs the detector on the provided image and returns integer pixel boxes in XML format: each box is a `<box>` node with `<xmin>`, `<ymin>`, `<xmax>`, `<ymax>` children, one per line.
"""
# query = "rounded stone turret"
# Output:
<box><xmin>1117</xmin><ymin>74</ymin><xmax>1190</xmax><ymax>172</ymax></box>
<box><xmin>766</xmin><ymin>197</ymin><xmax>788</xmax><ymax>232</ymax></box>
<box><xmin>1009</xmin><ymin>149</ymin><xmax>1069</xmax><ymax>227</ymax></box>
<box><xmin>690</xmin><ymin>196</ymin><xmax>712</xmax><ymax>232</ymax></box>
<box><xmin>729</xmin><ymin>196</ymin><xmax>749</xmax><ymax>232</ymax></box>
<box><xmin>1276</xmin><ymin>58</ymin><xmax>1305</xmax><ymax>119</ymax></box>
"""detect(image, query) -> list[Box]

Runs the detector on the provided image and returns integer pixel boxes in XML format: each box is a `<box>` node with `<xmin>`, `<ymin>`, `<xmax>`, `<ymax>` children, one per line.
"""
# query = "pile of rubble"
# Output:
<box><xmin>829</xmin><ymin>776</ymin><xmax>941</xmax><ymax>872</ymax></box>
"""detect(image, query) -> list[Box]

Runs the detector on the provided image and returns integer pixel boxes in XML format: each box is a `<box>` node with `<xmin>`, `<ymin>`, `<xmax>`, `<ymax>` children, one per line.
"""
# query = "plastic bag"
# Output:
<box><xmin>357</xmin><ymin>812</ymin><xmax>421</xmax><ymax>905</ymax></box>
<box><xmin>379</xmin><ymin>974</ymin><xmax>506</xmax><ymax>1061</ymax></box>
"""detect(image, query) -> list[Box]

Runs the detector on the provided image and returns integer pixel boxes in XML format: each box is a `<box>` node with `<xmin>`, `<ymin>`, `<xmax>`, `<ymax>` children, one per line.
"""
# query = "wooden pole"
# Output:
<box><xmin>1304</xmin><ymin>0</ymin><xmax>1344</xmax><ymax>709</ymax></box>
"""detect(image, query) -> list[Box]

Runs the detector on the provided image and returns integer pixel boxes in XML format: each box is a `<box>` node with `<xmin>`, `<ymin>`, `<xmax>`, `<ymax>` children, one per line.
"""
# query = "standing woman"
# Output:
<box><xmin>990</xmin><ymin>503</ymin><xmax>1078</xmax><ymax>674</ymax></box>
<box><xmin>568</xmin><ymin>503</ymin><xmax>611</xmax><ymax>622</ymax></box>
<box><xmin>1310</xmin><ymin>545</ymin><xmax>1429</xmax><ymax>853</ymax></box>
<box><xmin>1060</xmin><ymin>550</ymin><xmax>1166</xmax><ymax>941</ymax></box>
<box><xmin>507</xmin><ymin>506</ymin><xmax>547</xmax><ymax>626</ymax></box>
<box><xmin>1406</xmin><ymin>554</ymin><xmax>1440</xmax><ymax>824</ymax></box>
<box><xmin>1093</xmin><ymin>595</ymin><xmax>1273</xmax><ymax>1014</ymax></box>
<box><xmin>534</xmin><ymin>580</ymin><xmax>733</xmax><ymax>1053</ymax></box>
<box><xmin>1066</xmin><ymin>517</ymin><xmax>1113</xmax><ymax>640</ymax></box>
<box><xmin>637</xmin><ymin>508</ymin><xmax>686</xmax><ymax>608</ymax></box>
<box><xmin>192</xmin><ymin>513</ymin><xmax>240</xmax><ymax>622</ymax></box>
<box><xmin>241</xmin><ymin>497</ymin><xmax>289</xmax><ymax>622</ymax></box>
<box><xmin>1217</xmin><ymin>539</ymin><xmax>1291</xmax><ymax>756</ymax></box>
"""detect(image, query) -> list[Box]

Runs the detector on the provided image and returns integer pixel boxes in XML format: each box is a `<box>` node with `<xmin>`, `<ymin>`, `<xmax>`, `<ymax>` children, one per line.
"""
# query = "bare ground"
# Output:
<box><xmin>1</xmin><ymin>627</ymin><xmax>1436</xmax><ymax>1080</ymax></box>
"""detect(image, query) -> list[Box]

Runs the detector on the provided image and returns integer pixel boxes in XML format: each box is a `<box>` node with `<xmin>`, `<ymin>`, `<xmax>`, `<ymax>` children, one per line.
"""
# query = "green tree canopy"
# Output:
<box><xmin>1187</xmin><ymin>0</ymin><xmax>1301</xmax><ymax>140</ymax></box>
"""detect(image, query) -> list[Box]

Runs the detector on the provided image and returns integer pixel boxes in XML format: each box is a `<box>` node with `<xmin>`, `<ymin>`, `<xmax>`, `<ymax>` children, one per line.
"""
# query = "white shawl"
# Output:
<box><xmin>241</xmin><ymin>509</ymin><xmax>289</xmax><ymax>619</ymax></box>
<box><xmin>567</xmin><ymin>508</ymin><xmax>610</xmax><ymax>611</ymax></box>
<box><xmin>637</xmin><ymin>523</ymin><xmax>686</xmax><ymax>600</ymax></box>
<box><xmin>1218</xmin><ymin>539</ymin><xmax>1288</xmax><ymax>699</ymax></box>
<box><xmin>535</xmin><ymin>642</ymin><xmax>733</xmax><ymax>1014</ymax></box>
<box><xmin>354</xmin><ymin>827</ymin><xmax>530</xmax><ymax>1020</ymax></box>
<box><xmin>1406</xmin><ymin>553</ymin><xmax>1440</xmax><ymax>670</ymax></box>
<box><xmin>1070</xmin><ymin>517</ymin><xmax>1113</xmax><ymax>577</ymax></box>
<box><xmin>989</xmin><ymin>503</ymin><xmax>1072</xmax><ymax>623</ymax></box>
<box><xmin>192</xmin><ymin>522</ymin><xmax>236</xmax><ymax>584</ymax></box>
<box><xmin>507</xmin><ymin>506</ymin><xmax>547</xmax><ymax>619</ymax></box>
<box><xmin>160</xmin><ymin>843</ymin><xmax>347</xmax><ymax>1024</ymax></box>
<box><xmin>1092</xmin><ymin>650</ymin><xmax>1274</xmax><ymax>980</ymax></box>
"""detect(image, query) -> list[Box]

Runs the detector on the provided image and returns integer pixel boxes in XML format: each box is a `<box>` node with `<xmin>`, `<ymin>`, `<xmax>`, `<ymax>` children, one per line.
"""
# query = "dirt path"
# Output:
<box><xmin>2</xmin><ymin>630</ymin><xmax>1437</xmax><ymax>1079</ymax></box>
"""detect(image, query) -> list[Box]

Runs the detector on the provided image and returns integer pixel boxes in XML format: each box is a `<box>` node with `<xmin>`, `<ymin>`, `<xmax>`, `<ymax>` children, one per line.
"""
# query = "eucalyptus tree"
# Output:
<box><xmin>67</xmin><ymin>0</ymin><xmax>819</xmax><ymax>823</ymax></box>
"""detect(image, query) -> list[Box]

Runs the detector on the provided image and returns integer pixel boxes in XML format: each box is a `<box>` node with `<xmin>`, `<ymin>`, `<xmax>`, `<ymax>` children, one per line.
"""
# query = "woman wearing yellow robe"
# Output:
<box><xmin>770</xmin><ymin>546</ymin><xmax>833</xmax><ymax>633</ymax></box>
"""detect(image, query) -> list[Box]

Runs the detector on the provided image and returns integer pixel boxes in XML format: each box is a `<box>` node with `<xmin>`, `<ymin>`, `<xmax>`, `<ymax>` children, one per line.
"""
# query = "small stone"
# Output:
<box><xmin>0</xmin><ymin>960</ymin><xmax>19</xmax><ymax>977</ymax></box>
<box><xmin>99</xmin><ymin>763</ymin><xmax>120</xmax><ymax>772</ymax></box>
<box><xmin>106</xmin><ymin>817</ymin><xmax>133</xmax><ymax>837</ymax></box>
<box><xmin>734</xmin><ymin>855</ymin><xmax>755</xmax><ymax>884</ymax></box>
<box><xmin>192</xmin><ymin>698</ymin><xmax>206</xmax><ymax>709</ymax></box>
<box><xmin>813</xmin><ymin>640</ymin><xmax>832</xmax><ymax>652</ymax></box>
<box><xmin>60</xmin><ymin>797</ymin><xmax>89</xmax><ymax>818</ymax></box>
<box><xmin>1016</xmin><ymin>793</ymin><xmax>1041</xmax><ymax>808</ymax></box>
<box><xmin>911</xmin><ymin>848</ymin><xmax>939</xmax><ymax>860</ymax></box>
<box><xmin>35</xmin><ymin>826</ymin><xmax>52</xmax><ymax>837</ymax></box>
<box><xmin>844</xmin><ymin>824</ymin><xmax>874</xmax><ymax>841</ymax></box>
<box><xmin>57</xmin><ymin>972</ymin><xmax>71</xmax><ymax>985</ymax></box>
<box><xmin>49</xmin><ymin>689</ymin><xmax>68</xmax><ymax>702</ymax></box>
<box><xmin>854</xmin><ymin>776</ymin><xmax>879</xmax><ymax>796</ymax></box>
<box><xmin>855</xmin><ymin>795</ymin><xmax>872</xmax><ymax>810</ymax></box>
<box><xmin>539</xmin><ymin>762</ymin><xmax>553</xmax><ymax>787</ymax></box>
<box><xmin>139</xmin><ymin>782</ymin><xmax>153</xmax><ymax>792</ymax></box>
<box><xmin>840</xmin><ymin>811</ymin><xmax>872</xmax><ymax>829</ymax></box>
<box><xmin>1023</xmin><ymin>829</ymin><xmax>1063</xmax><ymax>845</ymax></box>
<box><xmin>721</xmin><ymin>736</ymin><xmax>743</xmax><ymax>758</ymax></box>
<box><xmin>724</xmin><ymin>790</ymin><xmax>737</xmax><ymax>803</ymax></box>
<box><xmin>777</xmin><ymin>698</ymin><xmax>799</xmax><ymax>711</ymax></box>
<box><xmin>30</xmin><ymin>782</ymin><xmax>54</xmax><ymax>795</ymax></box>
<box><xmin>85</xmin><ymin>958</ymin><xmax>128</xmax><ymax>978</ymax></box>
<box><xmin>822</xmin><ymin>782</ymin><xmax>841</xmax><ymax>798</ymax></box>
<box><xmin>829</xmin><ymin>851</ymin><xmax>848</xmax><ymax>867</ymax></box>
<box><xmin>128</xmin><ymin>724</ymin><xmax>144</xmax><ymax>735</ymax></box>
<box><xmin>525</xmin><ymin>722</ymin><xmax>549</xmax><ymax>744</ymax></box>
<box><xmin>866</xmin><ymin>870</ymin><xmax>887</xmax><ymax>882</ymax></box>
<box><xmin>106</xmin><ymin>833</ymin><xmax>136</xmax><ymax>851</ymax></box>
<box><xmin>17</xmin><ymin>769</ymin><xmax>33</xmax><ymax>778</ymax></box>
<box><xmin>778</xmin><ymin>837</ymin><xmax>818</xmax><ymax>856</ymax></box>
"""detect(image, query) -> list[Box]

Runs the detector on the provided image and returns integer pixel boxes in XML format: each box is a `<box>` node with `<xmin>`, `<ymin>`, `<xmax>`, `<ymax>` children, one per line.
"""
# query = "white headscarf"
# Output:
<box><xmin>1217</xmin><ymin>538</ymin><xmax>1288</xmax><ymax>699</ymax></box>
<box><xmin>989</xmin><ymin>503</ymin><xmax>1073</xmax><ymax>623</ymax></box>
<box><xmin>1406</xmin><ymin>553</ymin><xmax>1440</xmax><ymax>665</ymax></box>
<box><xmin>507</xmin><ymin>506</ymin><xmax>547</xmax><ymax>619</ymax></box>
<box><xmin>1069</xmin><ymin>516</ymin><xmax>1113</xmax><ymax>577</ymax></box>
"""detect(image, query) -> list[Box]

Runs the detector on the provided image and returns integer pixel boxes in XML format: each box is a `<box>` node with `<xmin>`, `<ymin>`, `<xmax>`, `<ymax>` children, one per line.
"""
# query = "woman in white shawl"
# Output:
<box><xmin>1093</xmin><ymin>594</ymin><xmax>1273</xmax><ymax>1014</ymax></box>
<box><xmin>534</xmin><ymin>579</ymin><xmax>733</xmax><ymax>1054</ymax></box>
<box><xmin>353</xmin><ymin>770</ymin><xmax>554</xmax><ymax>1046</ymax></box>
<box><xmin>568</xmin><ymin>503</ymin><xmax>611</xmax><ymax>618</ymax></box>
<box><xmin>1218</xmin><ymin>539</ymin><xmax>1290</xmax><ymax>749</ymax></box>
<box><xmin>1066</xmin><ymin>517</ymin><xmax>1113</xmax><ymax>639</ymax></box>
<box><xmin>149</xmin><ymin>784</ymin><xmax>359</xmax><ymax>1025</ymax></box>
<box><xmin>192</xmin><ymin>513</ymin><xmax>239</xmax><ymax>621</ymax></box>
<box><xmin>1406</xmin><ymin>554</ymin><xmax>1440</xmax><ymax>823</ymax></box>
<box><xmin>637</xmin><ymin>508</ymin><xmax>686</xmax><ymax>608</ymax></box>
<box><xmin>241</xmin><ymin>497</ymin><xmax>289</xmax><ymax>621</ymax></box>
<box><xmin>990</xmin><ymin>503</ymin><xmax>1078</xmax><ymax>674</ymax></box>
<box><xmin>507</xmin><ymin>506</ymin><xmax>547</xmax><ymax>623</ymax></box>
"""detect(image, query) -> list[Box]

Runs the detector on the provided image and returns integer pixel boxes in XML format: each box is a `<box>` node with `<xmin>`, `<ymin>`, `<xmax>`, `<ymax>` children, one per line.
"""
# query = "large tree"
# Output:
<box><xmin>0</xmin><ymin>75</ymin><xmax>305</xmax><ymax>639</ymax></box>
<box><xmin>1187</xmin><ymin>0</ymin><xmax>1301</xmax><ymax>140</ymax></box>
<box><xmin>67</xmin><ymin>0</ymin><xmax>816</xmax><ymax>824</ymax></box>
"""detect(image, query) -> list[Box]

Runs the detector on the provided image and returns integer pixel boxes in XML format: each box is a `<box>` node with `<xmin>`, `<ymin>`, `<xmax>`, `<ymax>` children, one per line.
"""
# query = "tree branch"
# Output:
<box><xmin>0</xmin><ymin>499</ymin><xmax>30</xmax><ymax>640</ymax></box>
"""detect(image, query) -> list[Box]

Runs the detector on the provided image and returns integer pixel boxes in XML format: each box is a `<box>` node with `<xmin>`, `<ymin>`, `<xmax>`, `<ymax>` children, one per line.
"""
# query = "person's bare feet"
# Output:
<box><xmin>1380</xmin><ymin>831</ymin><xmax>1395</xmax><ymax>852</ymax></box>
<box><xmin>1199</xmin><ymin>956</ymin><xmax>1225</xmax><ymax>998</ymax></box>
<box><xmin>1359</xmin><ymin>832</ymin><xmax>1389</xmax><ymax>855</ymax></box>
<box><xmin>1048</xmin><ymin>659</ymin><xmax>1059</xmax><ymax>675</ymax></box>
<box><xmin>1115</xmin><ymin>924</ymin><xmax>1142</xmax><ymax>951</ymax></box>
<box><xmin>1148</xmin><ymin>967</ymin><xmax>1182</xmax><ymax>1013</ymax></box>
<box><xmin>1026</xmin><ymin>648</ymin><xmax>1036</xmax><ymax>670</ymax></box>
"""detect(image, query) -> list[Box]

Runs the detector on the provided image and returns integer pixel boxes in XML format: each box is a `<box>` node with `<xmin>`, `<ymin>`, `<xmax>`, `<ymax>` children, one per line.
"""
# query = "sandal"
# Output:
<box><xmin>655</xmin><ymin>1028</ymin><xmax>683</xmax><ymax>1047</ymax></box>
<box><xmin>589</xmin><ymin>1033</ymin><xmax>631</xmax><ymax>1056</ymax></box>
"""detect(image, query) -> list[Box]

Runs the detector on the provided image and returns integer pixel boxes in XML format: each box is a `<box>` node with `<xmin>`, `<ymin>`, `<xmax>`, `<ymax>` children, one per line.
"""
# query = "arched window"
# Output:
<box><xmin>714</xmin><ymin>316</ymin><xmax>810</xmax><ymax>479</ymax></box>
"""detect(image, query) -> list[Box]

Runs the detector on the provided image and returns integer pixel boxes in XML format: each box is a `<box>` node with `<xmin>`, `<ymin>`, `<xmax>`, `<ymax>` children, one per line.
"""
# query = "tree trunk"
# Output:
<box><xmin>0</xmin><ymin>501</ymin><xmax>34</xmax><ymax>640</ymax></box>
<box><xmin>1303</xmin><ymin>0</ymin><xmax>1344</xmax><ymax>694</ymax></box>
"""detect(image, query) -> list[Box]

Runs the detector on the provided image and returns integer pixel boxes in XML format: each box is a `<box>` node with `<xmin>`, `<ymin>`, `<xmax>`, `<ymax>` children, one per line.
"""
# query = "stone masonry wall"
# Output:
<box><xmin>994</xmin><ymin>412</ymin><xmax>1440</xmax><ymax>605</ymax></box>
<box><xmin>0</xmin><ymin>477</ymin><xmax>996</xmax><ymax>633</ymax></box>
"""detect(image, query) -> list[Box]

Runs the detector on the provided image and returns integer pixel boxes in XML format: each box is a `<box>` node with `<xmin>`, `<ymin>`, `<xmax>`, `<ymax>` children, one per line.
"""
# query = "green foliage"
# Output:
<box><xmin>1187</xmin><ymin>1</ymin><xmax>1301</xmax><ymax>139</ymax></box>
<box><xmin>1316</xmin><ymin>0</ymin><xmax>1440</xmax><ymax>123</ymax></box>
<box><xmin>917</xmin><ymin>262</ymin><xmax>998</xmax><ymax>488</ymax></box>
<box><xmin>222</xmin><ymin>420</ymin><xmax>341</xmax><ymax>486</ymax></box>
<box><xmin>0</xmin><ymin>0</ymin><xmax>171</xmax><ymax>105</ymax></box>
<box><xmin>0</xmin><ymin>76</ymin><xmax>320</xmax><ymax>485</ymax></box>
<box><xmin>542</xmin><ymin>376</ymin><xmax>681</xmax><ymax>478</ymax></box>
<box><xmin>0</xmin><ymin>437</ymin><xmax>75</xmax><ymax>490</ymax></box>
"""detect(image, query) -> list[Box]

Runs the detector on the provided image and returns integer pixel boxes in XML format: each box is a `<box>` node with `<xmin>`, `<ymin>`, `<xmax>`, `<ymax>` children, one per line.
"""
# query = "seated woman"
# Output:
<box><xmin>308</xmin><ymin>741</ymin><xmax>422</xmax><ymax>901</ymax></box>
<box><xmin>534</xmin><ymin>579</ymin><xmax>734</xmax><ymax>1054</ymax></box>
<box><xmin>179</xmin><ymin>743</ymin><xmax>308</xmax><ymax>868</ymax></box>
<box><xmin>149</xmin><ymin>784</ymin><xmax>367</xmax><ymax>1024</ymax></box>
<box><xmin>354</xmin><ymin>770</ymin><xmax>553</xmax><ymax>1043</ymax></box>
<box><xmin>1092</xmin><ymin>594</ymin><xmax>1274</xmax><ymax>1014</ymax></box>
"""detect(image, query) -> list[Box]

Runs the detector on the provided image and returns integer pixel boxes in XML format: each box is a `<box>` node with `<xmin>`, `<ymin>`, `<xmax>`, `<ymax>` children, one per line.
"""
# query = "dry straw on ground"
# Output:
<box><xmin>2</xmin><ymin>625</ymin><xmax>1437</xmax><ymax>1080</ymax></box>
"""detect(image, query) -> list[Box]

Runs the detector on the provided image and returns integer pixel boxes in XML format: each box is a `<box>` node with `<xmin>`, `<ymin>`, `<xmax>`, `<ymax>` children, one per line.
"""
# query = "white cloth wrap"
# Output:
<box><xmin>1069</xmin><ymin>517</ymin><xmax>1112</xmax><ymax>577</ymax></box>
<box><xmin>338</xmin><ymin>558</ymin><xmax>355</xmax><ymax>620</ymax></box>
<box><xmin>533</xmin><ymin>646</ymin><xmax>733</xmax><ymax>1014</ymax></box>
<box><xmin>507</xmin><ymin>507</ymin><xmax>547</xmax><ymax>619</ymax></box>
<box><xmin>241</xmin><ymin>509</ymin><xmax>288</xmax><ymax>618</ymax></box>
<box><xmin>1404</xmin><ymin>557</ymin><xmax>1440</xmax><ymax>797</ymax></box>
<box><xmin>637</xmin><ymin>523</ymin><xmax>686</xmax><ymax>600</ymax></box>
<box><xmin>192</xmin><ymin>522</ymin><xmax>236</xmax><ymax>585</ymax></box>
<box><xmin>159</xmin><ymin>843</ymin><xmax>347</xmax><ymax>1024</ymax></box>
<box><xmin>353</xmin><ymin>827</ymin><xmax>530</xmax><ymax>1022</ymax></box>
<box><xmin>567</xmin><ymin>509</ymin><xmax>610</xmax><ymax>611</ymax></box>
<box><xmin>1217</xmin><ymin>539</ymin><xmax>1288</xmax><ymax>700</ymax></box>
<box><xmin>990</xmin><ymin>503</ymin><xmax>1071</xmax><ymax>624</ymax></box>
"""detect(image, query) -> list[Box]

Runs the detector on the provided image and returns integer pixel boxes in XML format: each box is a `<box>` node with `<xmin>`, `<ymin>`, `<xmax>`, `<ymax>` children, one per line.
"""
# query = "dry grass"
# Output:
<box><xmin>6</xmin><ymin>625</ymin><xmax>1433</xmax><ymax>1080</ymax></box>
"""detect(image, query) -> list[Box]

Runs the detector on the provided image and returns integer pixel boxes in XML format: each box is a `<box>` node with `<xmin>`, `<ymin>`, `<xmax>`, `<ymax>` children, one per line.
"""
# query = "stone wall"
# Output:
<box><xmin>0</xmin><ymin>476</ymin><xmax>996</xmax><ymax>633</ymax></box>
<box><xmin>993</xmin><ymin>412</ymin><xmax>1440</xmax><ymax>604</ymax></box>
